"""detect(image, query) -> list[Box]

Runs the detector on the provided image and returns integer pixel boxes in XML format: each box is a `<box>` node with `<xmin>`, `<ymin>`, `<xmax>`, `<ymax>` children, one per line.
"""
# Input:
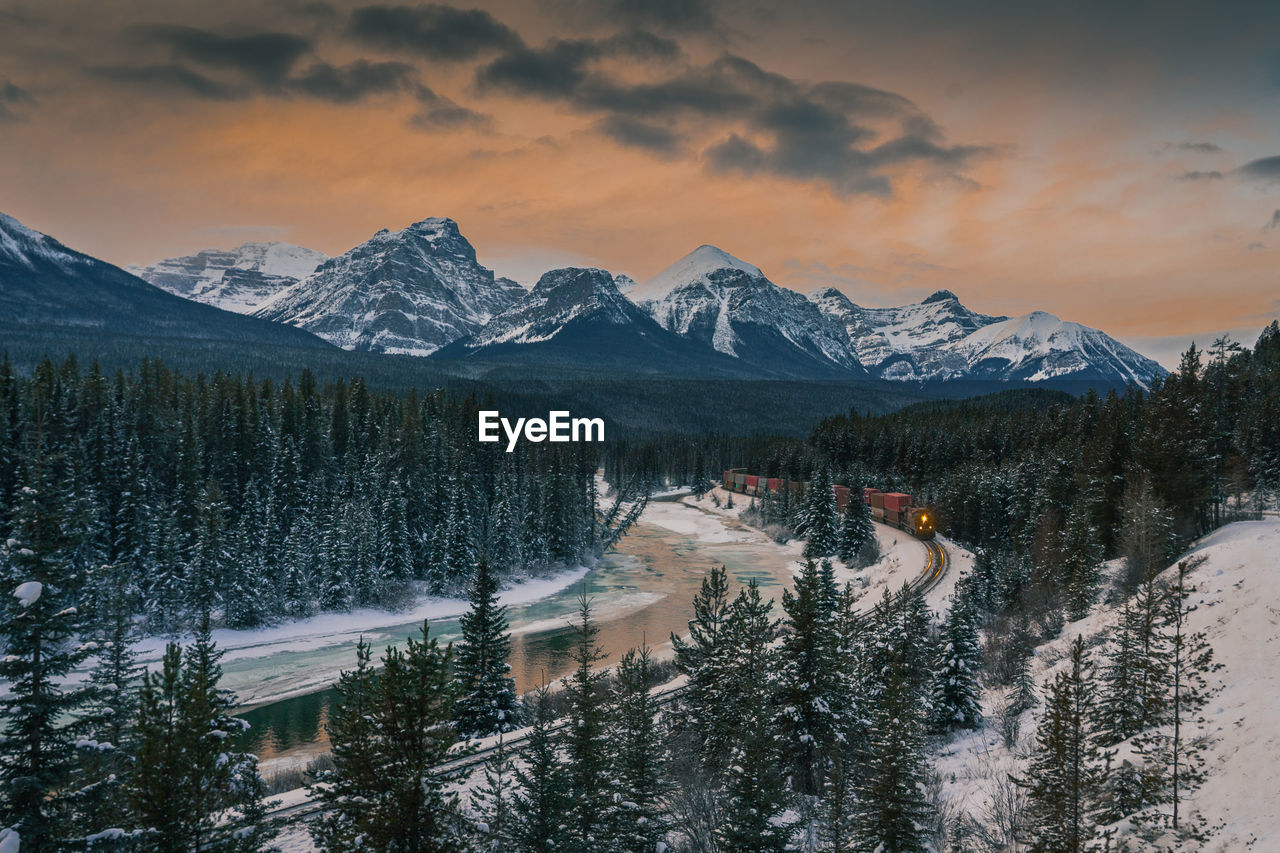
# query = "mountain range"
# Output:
<box><xmin>2</xmin><ymin>210</ymin><xmax>1167</xmax><ymax>389</ymax></box>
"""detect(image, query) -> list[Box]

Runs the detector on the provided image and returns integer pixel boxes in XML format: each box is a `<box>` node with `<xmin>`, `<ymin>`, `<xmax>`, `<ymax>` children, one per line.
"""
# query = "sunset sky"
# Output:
<box><xmin>2</xmin><ymin>0</ymin><xmax>1279</xmax><ymax>365</ymax></box>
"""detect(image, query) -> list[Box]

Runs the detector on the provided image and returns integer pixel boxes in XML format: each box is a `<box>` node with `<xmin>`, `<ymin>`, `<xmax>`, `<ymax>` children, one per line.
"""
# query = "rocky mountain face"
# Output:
<box><xmin>0</xmin><ymin>211</ymin><xmax>330</xmax><ymax>349</ymax></box>
<box><xmin>633</xmin><ymin>245</ymin><xmax>866</xmax><ymax>378</ymax></box>
<box><xmin>128</xmin><ymin>242</ymin><xmax>328</xmax><ymax>314</ymax></box>
<box><xmin>435</xmin><ymin>266</ymin><xmax>749</xmax><ymax>376</ymax></box>
<box><xmin>256</xmin><ymin>218</ymin><xmax>525</xmax><ymax>355</ymax></box>
<box><xmin>809</xmin><ymin>286</ymin><xmax>1165</xmax><ymax>388</ymax></box>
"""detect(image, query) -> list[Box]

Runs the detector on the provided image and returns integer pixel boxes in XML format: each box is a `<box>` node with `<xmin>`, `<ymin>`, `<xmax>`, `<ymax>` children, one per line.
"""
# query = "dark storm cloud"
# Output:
<box><xmin>290</xmin><ymin>59</ymin><xmax>419</xmax><ymax>102</ymax></box>
<box><xmin>1178</xmin><ymin>170</ymin><xmax>1224</xmax><ymax>181</ymax></box>
<box><xmin>1172</xmin><ymin>141</ymin><xmax>1223</xmax><ymax>153</ymax></box>
<box><xmin>409</xmin><ymin>101</ymin><xmax>491</xmax><ymax>129</ymax></box>
<box><xmin>475</xmin><ymin>39</ymin><xmax>601</xmax><ymax>97</ymax></box>
<box><xmin>130</xmin><ymin>25</ymin><xmax>312</xmax><ymax>87</ymax></box>
<box><xmin>600</xmin><ymin>30</ymin><xmax>683</xmax><ymax>61</ymax></box>
<box><xmin>597</xmin><ymin>0</ymin><xmax>719</xmax><ymax>33</ymax></box>
<box><xmin>1237</xmin><ymin>155</ymin><xmax>1280</xmax><ymax>185</ymax></box>
<box><xmin>596</xmin><ymin>114</ymin><xmax>683</xmax><ymax>155</ymax></box>
<box><xmin>0</xmin><ymin>81</ymin><xmax>35</xmax><ymax>121</ymax></box>
<box><xmin>477</xmin><ymin>39</ymin><xmax>989</xmax><ymax>196</ymax></box>
<box><xmin>346</xmin><ymin>4</ymin><xmax>522</xmax><ymax>61</ymax></box>
<box><xmin>90</xmin><ymin>63</ymin><xmax>245</xmax><ymax>100</ymax></box>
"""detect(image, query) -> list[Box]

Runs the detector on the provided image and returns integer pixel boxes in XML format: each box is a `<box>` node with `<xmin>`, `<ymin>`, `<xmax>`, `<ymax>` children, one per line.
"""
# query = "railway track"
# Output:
<box><xmin>266</xmin><ymin>536</ymin><xmax>951</xmax><ymax>825</ymax></box>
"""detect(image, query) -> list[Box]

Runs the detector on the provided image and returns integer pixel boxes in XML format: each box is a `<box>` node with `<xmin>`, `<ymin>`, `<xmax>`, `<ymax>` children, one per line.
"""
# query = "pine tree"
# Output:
<box><xmin>510</xmin><ymin>684</ymin><xmax>570</xmax><ymax>853</ymax></box>
<box><xmin>312</xmin><ymin>622</ymin><xmax>464</xmax><ymax>852</ymax></box>
<box><xmin>1061</xmin><ymin>500</ymin><xmax>1104</xmax><ymax>620</ymax></box>
<box><xmin>560</xmin><ymin>593</ymin><xmax>613</xmax><ymax>852</ymax></box>
<box><xmin>851</xmin><ymin>588</ymin><xmax>935</xmax><ymax>853</ymax></box>
<box><xmin>776</xmin><ymin>558</ymin><xmax>839</xmax><ymax>795</ymax></box>
<box><xmin>671</xmin><ymin>565</ymin><xmax>736</xmax><ymax>773</ymax></box>
<box><xmin>472</xmin><ymin>735</ymin><xmax>517</xmax><ymax>851</ymax></box>
<box><xmin>838</xmin><ymin>490</ymin><xmax>876</xmax><ymax>566</ymax></box>
<box><xmin>1132</xmin><ymin>558</ymin><xmax>1222</xmax><ymax>844</ymax></box>
<box><xmin>717</xmin><ymin>580</ymin><xmax>793</xmax><ymax>853</ymax></box>
<box><xmin>607</xmin><ymin>644</ymin><xmax>670</xmax><ymax>853</ymax></box>
<box><xmin>1016</xmin><ymin>636</ymin><xmax>1105</xmax><ymax>853</ymax></box>
<box><xmin>799</xmin><ymin>466</ymin><xmax>840</xmax><ymax>558</ymax></box>
<box><xmin>454</xmin><ymin>558</ymin><xmax>523</xmax><ymax>739</ymax></box>
<box><xmin>127</xmin><ymin>622</ymin><xmax>274</xmax><ymax>851</ymax></box>
<box><xmin>186</xmin><ymin>480</ymin><xmax>231</xmax><ymax>619</ymax></box>
<box><xmin>0</xmin><ymin>475</ymin><xmax>96</xmax><ymax>850</ymax></box>
<box><xmin>929</xmin><ymin>594</ymin><xmax>984</xmax><ymax>734</ymax></box>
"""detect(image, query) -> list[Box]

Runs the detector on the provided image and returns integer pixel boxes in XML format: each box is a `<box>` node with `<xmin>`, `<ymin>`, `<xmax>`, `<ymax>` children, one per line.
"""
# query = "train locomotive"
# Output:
<box><xmin>721</xmin><ymin>469</ymin><xmax>936</xmax><ymax>541</ymax></box>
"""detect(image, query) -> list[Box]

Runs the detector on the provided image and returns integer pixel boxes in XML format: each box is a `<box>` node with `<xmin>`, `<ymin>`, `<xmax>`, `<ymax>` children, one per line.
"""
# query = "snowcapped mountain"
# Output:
<box><xmin>256</xmin><ymin>218</ymin><xmax>525</xmax><ymax>356</ymax></box>
<box><xmin>435</xmin><ymin>267</ymin><xmax>746</xmax><ymax>375</ymax></box>
<box><xmin>809</xmin><ymin>287</ymin><xmax>1166</xmax><ymax>389</ymax></box>
<box><xmin>950</xmin><ymin>310</ymin><xmax>1166</xmax><ymax>387</ymax></box>
<box><xmin>0</xmin><ymin>211</ymin><xmax>331</xmax><ymax>349</ymax></box>
<box><xmin>129</xmin><ymin>242</ymin><xmax>328</xmax><ymax>314</ymax></box>
<box><xmin>634</xmin><ymin>245</ymin><xmax>865</xmax><ymax>378</ymax></box>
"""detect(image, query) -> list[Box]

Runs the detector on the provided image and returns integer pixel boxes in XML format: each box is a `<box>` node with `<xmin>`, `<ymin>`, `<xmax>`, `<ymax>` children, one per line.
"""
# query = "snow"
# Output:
<box><xmin>933</xmin><ymin>520</ymin><xmax>1280</xmax><ymax>850</ymax></box>
<box><xmin>128</xmin><ymin>242</ymin><xmax>328</xmax><ymax>314</ymax></box>
<box><xmin>12</xmin><ymin>580</ymin><xmax>42</xmax><ymax>607</ymax></box>
<box><xmin>0</xmin><ymin>827</ymin><xmax>18</xmax><ymax>853</ymax></box>
<box><xmin>630</xmin><ymin>244</ymin><xmax>763</xmax><ymax>303</ymax></box>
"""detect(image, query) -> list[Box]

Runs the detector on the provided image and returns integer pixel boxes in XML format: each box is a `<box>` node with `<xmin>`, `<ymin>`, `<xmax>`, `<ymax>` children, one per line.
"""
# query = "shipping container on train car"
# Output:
<box><xmin>872</xmin><ymin>506</ymin><xmax>886</xmax><ymax>521</ymax></box>
<box><xmin>870</xmin><ymin>492</ymin><xmax>885</xmax><ymax>510</ymax></box>
<box><xmin>733</xmin><ymin>473</ymin><xmax>746</xmax><ymax>491</ymax></box>
<box><xmin>863</xmin><ymin>487</ymin><xmax>881</xmax><ymax>504</ymax></box>
<box><xmin>745</xmin><ymin>475</ymin><xmax>759</xmax><ymax>495</ymax></box>
<box><xmin>767</xmin><ymin>478</ymin><xmax>782</xmax><ymax>493</ymax></box>
<box><xmin>885</xmin><ymin>508</ymin><xmax>902</xmax><ymax>527</ymax></box>
<box><xmin>883</xmin><ymin>492</ymin><xmax>912</xmax><ymax>512</ymax></box>
<box><xmin>833</xmin><ymin>485</ymin><xmax>850</xmax><ymax>511</ymax></box>
<box><xmin>723</xmin><ymin>470</ymin><xmax>734</xmax><ymax>489</ymax></box>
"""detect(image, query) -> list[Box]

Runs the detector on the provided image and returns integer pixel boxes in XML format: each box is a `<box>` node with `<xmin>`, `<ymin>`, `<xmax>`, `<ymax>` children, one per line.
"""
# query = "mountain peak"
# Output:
<box><xmin>922</xmin><ymin>289</ymin><xmax>959</xmax><ymax>304</ymax></box>
<box><xmin>631</xmin><ymin>244</ymin><xmax>763</xmax><ymax>302</ymax></box>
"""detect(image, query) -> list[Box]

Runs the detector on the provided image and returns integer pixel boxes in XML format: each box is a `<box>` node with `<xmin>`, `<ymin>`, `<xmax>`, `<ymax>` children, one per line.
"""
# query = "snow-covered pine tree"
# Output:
<box><xmin>800</xmin><ymin>466</ymin><xmax>841</xmax><ymax>558</ymax></box>
<box><xmin>838</xmin><ymin>489</ymin><xmax>876</xmax><ymax>566</ymax></box>
<box><xmin>310</xmin><ymin>638</ymin><xmax>379</xmax><ymax>850</ymax></box>
<box><xmin>186</xmin><ymin>479</ymin><xmax>231</xmax><ymax>619</ymax></box>
<box><xmin>929</xmin><ymin>593</ymin><xmax>983</xmax><ymax>734</ymax></box>
<box><xmin>454</xmin><ymin>558</ymin><xmax>523</xmax><ymax>739</ymax></box>
<box><xmin>607</xmin><ymin>643</ymin><xmax>671</xmax><ymax>853</ymax></box>
<box><xmin>1016</xmin><ymin>635</ymin><xmax>1106</xmax><ymax>853</ymax></box>
<box><xmin>851</xmin><ymin>587</ymin><xmax>935</xmax><ymax>853</ymax></box>
<box><xmin>670</xmin><ymin>565</ymin><xmax>736</xmax><ymax>773</ymax></box>
<box><xmin>510</xmin><ymin>684</ymin><xmax>570</xmax><ymax>853</ymax></box>
<box><xmin>0</xmin><ymin>475</ymin><xmax>96</xmax><ymax>850</ymax></box>
<box><xmin>471</xmin><ymin>735</ymin><xmax>517</xmax><ymax>851</ymax></box>
<box><xmin>1132</xmin><ymin>558</ymin><xmax>1222</xmax><ymax>845</ymax></box>
<box><xmin>560</xmin><ymin>593</ymin><xmax>613</xmax><ymax>852</ymax></box>
<box><xmin>1061</xmin><ymin>500</ymin><xmax>1104</xmax><ymax>620</ymax></box>
<box><xmin>716</xmin><ymin>580</ymin><xmax>793</xmax><ymax>852</ymax></box>
<box><xmin>127</xmin><ymin>621</ymin><xmax>275</xmax><ymax>851</ymax></box>
<box><xmin>776</xmin><ymin>558</ymin><xmax>840</xmax><ymax>795</ymax></box>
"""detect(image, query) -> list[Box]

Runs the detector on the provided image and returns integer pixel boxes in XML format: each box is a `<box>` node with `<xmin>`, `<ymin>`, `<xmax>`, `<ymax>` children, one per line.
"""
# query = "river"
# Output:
<box><xmin>234</xmin><ymin>495</ymin><xmax>808</xmax><ymax>770</ymax></box>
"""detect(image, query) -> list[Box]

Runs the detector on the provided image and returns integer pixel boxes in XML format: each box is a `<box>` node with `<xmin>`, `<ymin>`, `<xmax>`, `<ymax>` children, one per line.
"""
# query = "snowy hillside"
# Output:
<box><xmin>636</xmin><ymin>246</ymin><xmax>864</xmax><ymax>377</ymax></box>
<box><xmin>129</xmin><ymin>242</ymin><xmax>328</xmax><ymax>314</ymax></box>
<box><xmin>810</xmin><ymin>287</ymin><xmax>1166</xmax><ymax>388</ymax></box>
<box><xmin>458</xmin><ymin>267</ymin><xmax>643</xmax><ymax>346</ymax></box>
<box><xmin>935</xmin><ymin>520</ymin><xmax>1280</xmax><ymax>850</ymax></box>
<box><xmin>256</xmin><ymin>218</ymin><xmax>525</xmax><ymax>355</ymax></box>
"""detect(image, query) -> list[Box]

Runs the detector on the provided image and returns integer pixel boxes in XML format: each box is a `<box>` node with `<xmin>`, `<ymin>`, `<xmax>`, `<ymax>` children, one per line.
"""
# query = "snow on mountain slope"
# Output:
<box><xmin>636</xmin><ymin>246</ymin><xmax>864</xmax><ymax>377</ymax></box>
<box><xmin>954</xmin><ymin>310</ymin><xmax>1166</xmax><ymax>388</ymax></box>
<box><xmin>629</xmin><ymin>244</ymin><xmax>763</xmax><ymax>303</ymax></box>
<box><xmin>461</xmin><ymin>267</ymin><xmax>642</xmax><ymax>346</ymax></box>
<box><xmin>934</xmin><ymin>520</ymin><xmax>1280</xmax><ymax>850</ymax></box>
<box><xmin>810</xmin><ymin>287</ymin><xmax>1166</xmax><ymax>388</ymax></box>
<box><xmin>128</xmin><ymin>242</ymin><xmax>328</xmax><ymax>314</ymax></box>
<box><xmin>255</xmin><ymin>218</ymin><xmax>525</xmax><ymax>356</ymax></box>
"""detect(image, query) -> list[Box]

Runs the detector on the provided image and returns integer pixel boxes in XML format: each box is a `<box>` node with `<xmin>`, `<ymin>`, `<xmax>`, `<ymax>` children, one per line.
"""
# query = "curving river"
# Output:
<box><xmin>233</xmin><ymin>493</ymin><xmax>935</xmax><ymax>772</ymax></box>
<box><xmin>235</xmin><ymin>496</ymin><xmax>797</xmax><ymax>769</ymax></box>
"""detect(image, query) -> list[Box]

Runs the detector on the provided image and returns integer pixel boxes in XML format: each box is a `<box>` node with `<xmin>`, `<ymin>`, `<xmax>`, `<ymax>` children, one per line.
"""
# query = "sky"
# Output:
<box><xmin>2</xmin><ymin>0</ymin><xmax>1279</xmax><ymax>366</ymax></box>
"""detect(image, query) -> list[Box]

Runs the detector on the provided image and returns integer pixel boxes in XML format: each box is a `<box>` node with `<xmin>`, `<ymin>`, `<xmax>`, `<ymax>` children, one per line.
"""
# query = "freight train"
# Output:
<box><xmin>721</xmin><ymin>469</ymin><xmax>936</xmax><ymax>541</ymax></box>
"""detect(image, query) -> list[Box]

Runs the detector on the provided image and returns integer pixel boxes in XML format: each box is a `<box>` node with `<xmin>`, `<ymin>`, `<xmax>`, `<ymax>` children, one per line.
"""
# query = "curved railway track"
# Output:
<box><xmin>266</xmin><ymin>537</ymin><xmax>951</xmax><ymax>825</ymax></box>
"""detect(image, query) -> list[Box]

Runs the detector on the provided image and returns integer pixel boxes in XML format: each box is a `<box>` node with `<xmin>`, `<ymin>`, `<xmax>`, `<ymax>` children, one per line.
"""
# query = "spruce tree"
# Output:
<box><xmin>607</xmin><ymin>644</ymin><xmax>670</xmax><ymax>853</ymax></box>
<box><xmin>472</xmin><ymin>735</ymin><xmax>517</xmax><ymax>851</ymax></box>
<box><xmin>838</xmin><ymin>490</ymin><xmax>876</xmax><ymax>566</ymax></box>
<box><xmin>671</xmin><ymin>565</ymin><xmax>736</xmax><ymax>773</ymax></box>
<box><xmin>0</xmin><ymin>476</ymin><xmax>96</xmax><ymax>851</ymax></box>
<box><xmin>560</xmin><ymin>593</ymin><xmax>612</xmax><ymax>852</ymax></box>
<box><xmin>799</xmin><ymin>466</ymin><xmax>840</xmax><ymax>558</ymax></box>
<box><xmin>929</xmin><ymin>594</ymin><xmax>984</xmax><ymax>734</ymax></box>
<box><xmin>454</xmin><ymin>558</ymin><xmax>522</xmax><ymax>739</ymax></box>
<box><xmin>509</xmin><ymin>685</ymin><xmax>570</xmax><ymax>853</ymax></box>
<box><xmin>1016</xmin><ymin>636</ymin><xmax>1105</xmax><ymax>853</ymax></box>
<box><xmin>776</xmin><ymin>558</ymin><xmax>839</xmax><ymax>795</ymax></box>
<box><xmin>716</xmin><ymin>581</ymin><xmax>793</xmax><ymax>852</ymax></box>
